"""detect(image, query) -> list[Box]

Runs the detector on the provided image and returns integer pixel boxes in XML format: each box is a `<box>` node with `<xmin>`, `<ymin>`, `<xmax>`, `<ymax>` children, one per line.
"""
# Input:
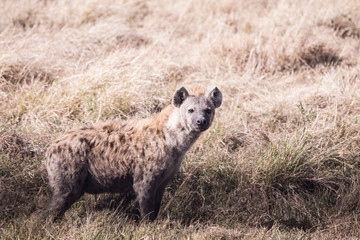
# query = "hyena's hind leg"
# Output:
<box><xmin>47</xmin><ymin>178</ymin><xmax>86</xmax><ymax>221</ymax></box>
<box><xmin>46</xmin><ymin>155</ymin><xmax>88</xmax><ymax>221</ymax></box>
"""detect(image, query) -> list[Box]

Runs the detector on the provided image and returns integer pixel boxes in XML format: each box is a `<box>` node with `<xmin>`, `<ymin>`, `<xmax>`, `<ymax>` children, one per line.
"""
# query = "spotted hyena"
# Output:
<box><xmin>45</xmin><ymin>86</ymin><xmax>222</xmax><ymax>221</ymax></box>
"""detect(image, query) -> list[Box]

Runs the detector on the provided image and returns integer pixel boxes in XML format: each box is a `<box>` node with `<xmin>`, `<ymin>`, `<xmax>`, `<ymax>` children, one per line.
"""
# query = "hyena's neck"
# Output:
<box><xmin>164</xmin><ymin>109</ymin><xmax>201</xmax><ymax>152</ymax></box>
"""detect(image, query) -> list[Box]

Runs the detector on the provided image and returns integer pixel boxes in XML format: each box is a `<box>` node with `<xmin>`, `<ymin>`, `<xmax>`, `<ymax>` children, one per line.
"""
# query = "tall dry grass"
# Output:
<box><xmin>1</xmin><ymin>0</ymin><xmax>360</xmax><ymax>238</ymax></box>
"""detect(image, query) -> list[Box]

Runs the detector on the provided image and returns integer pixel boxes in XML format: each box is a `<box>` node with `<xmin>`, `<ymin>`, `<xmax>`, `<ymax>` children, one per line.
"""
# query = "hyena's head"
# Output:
<box><xmin>173</xmin><ymin>86</ymin><xmax>222</xmax><ymax>132</ymax></box>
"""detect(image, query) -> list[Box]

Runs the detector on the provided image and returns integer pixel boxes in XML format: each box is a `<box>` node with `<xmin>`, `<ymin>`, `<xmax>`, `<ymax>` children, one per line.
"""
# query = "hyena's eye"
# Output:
<box><xmin>205</xmin><ymin>109</ymin><xmax>212</xmax><ymax>114</ymax></box>
<box><xmin>188</xmin><ymin>109</ymin><xmax>194</xmax><ymax>113</ymax></box>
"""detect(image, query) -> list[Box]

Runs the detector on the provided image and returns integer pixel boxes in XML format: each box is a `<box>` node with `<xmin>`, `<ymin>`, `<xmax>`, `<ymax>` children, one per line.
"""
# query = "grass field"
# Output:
<box><xmin>1</xmin><ymin>0</ymin><xmax>360</xmax><ymax>239</ymax></box>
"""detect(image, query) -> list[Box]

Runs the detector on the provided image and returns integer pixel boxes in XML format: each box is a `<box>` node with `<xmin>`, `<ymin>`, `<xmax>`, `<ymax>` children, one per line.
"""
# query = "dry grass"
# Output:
<box><xmin>1</xmin><ymin>0</ymin><xmax>360</xmax><ymax>239</ymax></box>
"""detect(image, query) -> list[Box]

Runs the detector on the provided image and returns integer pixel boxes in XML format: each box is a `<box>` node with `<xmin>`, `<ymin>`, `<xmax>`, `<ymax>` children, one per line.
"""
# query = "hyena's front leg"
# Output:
<box><xmin>134</xmin><ymin>177</ymin><xmax>171</xmax><ymax>221</ymax></box>
<box><xmin>153</xmin><ymin>180</ymin><xmax>171</xmax><ymax>217</ymax></box>
<box><xmin>133</xmin><ymin>180</ymin><xmax>157</xmax><ymax>221</ymax></box>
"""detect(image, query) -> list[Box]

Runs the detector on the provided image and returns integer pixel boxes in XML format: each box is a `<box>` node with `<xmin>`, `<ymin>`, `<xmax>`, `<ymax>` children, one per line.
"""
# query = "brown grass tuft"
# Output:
<box><xmin>328</xmin><ymin>14</ymin><xmax>360</xmax><ymax>38</ymax></box>
<box><xmin>1</xmin><ymin>64</ymin><xmax>54</xmax><ymax>89</ymax></box>
<box><xmin>115</xmin><ymin>32</ymin><xmax>150</xmax><ymax>48</ymax></box>
<box><xmin>12</xmin><ymin>10</ymin><xmax>37</xmax><ymax>30</ymax></box>
<box><xmin>299</xmin><ymin>44</ymin><xmax>343</xmax><ymax>68</ymax></box>
<box><xmin>0</xmin><ymin>132</ymin><xmax>35</xmax><ymax>158</ymax></box>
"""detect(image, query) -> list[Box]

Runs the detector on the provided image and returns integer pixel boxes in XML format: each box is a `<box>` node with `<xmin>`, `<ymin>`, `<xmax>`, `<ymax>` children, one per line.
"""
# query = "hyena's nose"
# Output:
<box><xmin>196</xmin><ymin>118</ymin><xmax>207</xmax><ymax>126</ymax></box>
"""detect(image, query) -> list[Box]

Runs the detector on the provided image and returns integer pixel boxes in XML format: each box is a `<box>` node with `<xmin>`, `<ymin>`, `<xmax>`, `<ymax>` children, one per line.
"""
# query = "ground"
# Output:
<box><xmin>1</xmin><ymin>0</ymin><xmax>360</xmax><ymax>239</ymax></box>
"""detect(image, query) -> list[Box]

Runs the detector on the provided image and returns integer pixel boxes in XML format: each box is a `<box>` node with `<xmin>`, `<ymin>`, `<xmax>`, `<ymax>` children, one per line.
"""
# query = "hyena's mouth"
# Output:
<box><xmin>192</xmin><ymin>124</ymin><xmax>210</xmax><ymax>132</ymax></box>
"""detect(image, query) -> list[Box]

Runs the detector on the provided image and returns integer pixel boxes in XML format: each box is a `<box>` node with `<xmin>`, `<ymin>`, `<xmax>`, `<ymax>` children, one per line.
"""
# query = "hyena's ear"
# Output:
<box><xmin>208</xmin><ymin>87</ymin><xmax>222</xmax><ymax>108</ymax></box>
<box><xmin>173</xmin><ymin>87</ymin><xmax>189</xmax><ymax>107</ymax></box>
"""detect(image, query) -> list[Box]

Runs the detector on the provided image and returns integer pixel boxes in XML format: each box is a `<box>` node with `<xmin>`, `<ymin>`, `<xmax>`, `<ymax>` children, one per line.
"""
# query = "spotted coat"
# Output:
<box><xmin>45</xmin><ymin>86</ymin><xmax>222</xmax><ymax>221</ymax></box>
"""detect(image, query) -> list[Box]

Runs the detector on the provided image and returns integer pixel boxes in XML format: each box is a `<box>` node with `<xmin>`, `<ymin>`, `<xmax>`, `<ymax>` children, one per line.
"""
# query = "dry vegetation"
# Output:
<box><xmin>1</xmin><ymin>0</ymin><xmax>360</xmax><ymax>239</ymax></box>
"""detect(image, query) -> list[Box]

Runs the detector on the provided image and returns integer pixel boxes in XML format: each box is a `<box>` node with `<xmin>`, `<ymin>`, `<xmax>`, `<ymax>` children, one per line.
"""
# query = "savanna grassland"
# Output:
<box><xmin>1</xmin><ymin>0</ymin><xmax>360</xmax><ymax>239</ymax></box>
